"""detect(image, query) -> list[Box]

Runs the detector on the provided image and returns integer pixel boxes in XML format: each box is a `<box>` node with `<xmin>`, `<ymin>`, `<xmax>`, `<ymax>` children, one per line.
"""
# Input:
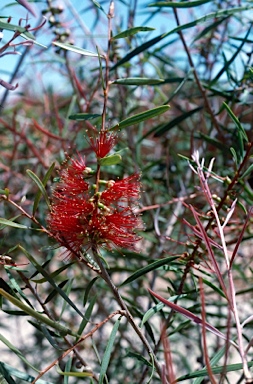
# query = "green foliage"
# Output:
<box><xmin>1</xmin><ymin>0</ymin><xmax>253</xmax><ymax>383</ymax></box>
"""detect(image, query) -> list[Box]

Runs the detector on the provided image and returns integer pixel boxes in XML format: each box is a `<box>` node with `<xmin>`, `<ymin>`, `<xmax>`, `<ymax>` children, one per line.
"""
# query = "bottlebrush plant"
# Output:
<box><xmin>1</xmin><ymin>1</ymin><xmax>253</xmax><ymax>384</ymax></box>
<box><xmin>48</xmin><ymin>136</ymin><xmax>143</xmax><ymax>256</ymax></box>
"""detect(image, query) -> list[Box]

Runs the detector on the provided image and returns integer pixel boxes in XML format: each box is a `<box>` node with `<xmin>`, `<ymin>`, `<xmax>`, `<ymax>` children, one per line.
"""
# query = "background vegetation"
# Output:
<box><xmin>1</xmin><ymin>0</ymin><xmax>253</xmax><ymax>383</ymax></box>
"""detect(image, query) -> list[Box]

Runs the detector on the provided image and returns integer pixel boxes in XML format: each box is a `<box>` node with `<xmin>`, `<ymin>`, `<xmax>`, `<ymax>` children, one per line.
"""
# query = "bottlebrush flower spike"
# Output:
<box><xmin>101</xmin><ymin>174</ymin><xmax>141</xmax><ymax>204</ymax></box>
<box><xmin>89</xmin><ymin>130</ymin><xmax>116</xmax><ymax>158</ymax></box>
<box><xmin>48</xmin><ymin>154</ymin><xmax>142</xmax><ymax>255</ymax></box>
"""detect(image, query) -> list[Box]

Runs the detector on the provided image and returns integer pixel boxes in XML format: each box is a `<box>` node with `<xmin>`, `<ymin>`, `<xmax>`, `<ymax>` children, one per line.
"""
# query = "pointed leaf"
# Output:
<box><xmin>0</xmin><ymin>334</ymin><xmax>39</xmax><ymax>372</ymax></box>
<box><xmin>0</xmin><ymin>218</ymin><xmax>27</xmax><ymax>229</ymax></box>
<box><xmin>193</xmin><ymin>344</ymin><xmax>228</xmax><ymax>384</ymax></box>
<box><xmin>141</xmin><ymin>294</ymin><xmax>187</xmax><ymax>326</ymax></box>
<box><xmin>149</xmin><ymin>0</ymin><xmax>212</xmax><ymax>7</ymax></box>
<box><xmin>112</xmin><ymin>77</ymin><xmax>164</xmax><ymax>85</ymax></box>
<box><xmin>83</xmin><ymin>277</ymin><xmax>99</xmax><ymax>307</ymax></box>
<box><xmin>177</xmin><ymin>361</ymin><xmax>253</xmax><ymax>381</ymax></box>
<box><xmin>44</xmin><ymin>279</ymin><xmax>69</xmax><ymax>305</ymax></box>
<box><xmin>0</xmin><ymin>362</ymin><xmax>62</xmax><ymax>384</ymax></box>
<box><xmin>56</xmin><ymin>366</ymin><xmax>92</xmax><ymax>377</ymax></box>
<box><xmin>91</xmin><ymin>0</ymin><xmax>107</xmax><ymax>15</ymax></box>
<box><xmin>125</xmin><ymin>351</ymin><xmax>153</xmax><ymax>367</ymax></box>
<box><xmin>32</xmin><ymin>262</ymin><xmax>74</xmax><ymax>283</ymax></box>
<box><xmin>68</xmin><ymin>113</ymin><xmax>101</xmax><ymax>121</ymax></box>
<box><xmin>5</xmin><ymin>269</ymin><xmax>34</xmax><ymax>308</ymax></box>
<box><xmin>223</xmin><ymin>102</ymin><xmax>248</xmax><ymax>142</ymax></box>
<box><xmin>110</xmin><ymin>105</ymin><xmax>170</xmax><ymax>131</ymax></box>
<box><xmin>99</xmin><ymin>317</ymin><xmax>121</xmax><ymax>384</ymax></box>
<box><xmin>33</xmin><ymin>162</ymin><xmax>55</xmax><ymax>215</ymax></box>
<box><xmin>154</xmin><ymin>106</ymin><xmax>202</xmax><ymax>137</ymax></box>
<box><xmin>21</xmin><ymin>247</ymin><xmax>84</xmax><ymax>319</ymax></box>
<box><xmin>0</xmin><ymin>19</ymin><xmax>35</xmax><ymax>40</ymax></box>
<box><xmin>52</xmin><ymin>42</ymin><xmax>104</xmax><ymax>58</ymax></box>
<box><xmin>26</xmin><ymin>170</ymin><xmax>50</xmax><ymax>209</ymax></box>
<box><xmin>240</xmin><ymin>164</ymin><xmax>253</xmax><ymax>180</ymax></box>
<box><xmin>40</xmin><ymin>324</ymin><xmax>64</xmax><ymax>350</ymax></box>
<box><xmin>0</xmin><ymin>362</ymin><xmax>16</xmax><ymax>384</ymax></box>
<box><xmin>210</xmin><ymin>25</ymin><xmax>252</xmax><ymax>86</ymax></box>
<box><xmin>98</xmin><ymin>154</ymin><xmax>122</xmax><ymax>166</ymax></box>
<box><xmin>78</xmin><ymin>295</ymin><xmax>97</xmax><ymax>335</ymax></box>
<box><xmin>121</xmin><ymin>256</ymin><xmax>179</xmax><ymax>286</ymax></box>
<box><xmin>0</xmin><ymin>288</ymin><xmax>77</xmax><ymax>337</ymax></box>
<box><xmin>112</xmin><ymin>27</ymin><xmax>155</xmax><ymax>40</ymax></box>
<box><xmin>196</xmin><ymin>132</ymin><xmax>230</xmax><ymax>152</ymax></box>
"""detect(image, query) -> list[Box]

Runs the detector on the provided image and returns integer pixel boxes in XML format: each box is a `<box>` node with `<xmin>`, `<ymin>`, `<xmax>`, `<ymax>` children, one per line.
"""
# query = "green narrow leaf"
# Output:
<box><xmin>26</xmin><ymin>170</ymin><xmax>50</xmax><ymax>210</ymax></box>
<box><xmin>0</xmin><ymin>20</ymin><xmax>35</xmax><ymax>39</ymax></box>
<box><xmin>91</xmin><ymin>0</ymin><xmax>107</xmax><ymax>15</ymax></box>
<box><xmin>125</xmin><ymin>351</ymin><xmax>153</xmax><ymax>367</ymax></box>
<box><xmin>78</xmin><ymin>295</ymin><xmax>97</xmax><ymax>336</ymax></box>
<box><xmin>0</xmin><ymin>289</ymin><xmax>77</xmax><ymax>337</ymax></box>
<box><xmin>68</xmin><ymin>113</ymin><xmax>101</xmax><ymax>121</ymax></box>
<box><xmin>0</xmin><ymin>334</ymin><xmax>39</xmax><ymax>372</ymax></box>
<box><xmin>177</xmin><ymin>361</ymin><xmax>253</xmax><ymax>381</ymax></box>
<box><xmin>83</xmin><ymin>276</ymin><xmax>99</xmax><ymax>307</ymax></box>
<box><xmin>32</xmin><ymin>262</ymin><xmax>75</xmax><ymax>283</ymax></box>
<box><xmin>110</xmin><ymin>105</ymin><xmax>170</xmax><ymax>131</ymax></box>
<box><xmin>59</xmin><ymin>279</ymin><xmax>73</xmax><ymax>320</ymax></box>
<box><xmin>40</xmin><ymin>324</ymin><xmax>64</xmax><ymax>350</ymax></box>
<box><xmin>0</xmin><ymin>363</ymin><xmax>53</xmax><ymax>384</ymax></box>
<box><xmin>64</xmin><ymin>357</ymin><xmax>72</xmax><ymax>384</ymax></box>
<box><xmin>112</xmin><ymin>77</ymin><xmax>164</xmax><ymax>85</ymax></box>
<box><xmin>20</xmin><ymin>247</ymin><xmax>84</xmax><ymax>319</ymax></box>
<box><xmin>5</xmin><ymin>269</ymin><xmax>34</xmax><ymax>308</ymax></box>
<box><xmin>0</xmin><ymin>218</ymin><xmax>27</xmax><ymax>229</ymax></box>
<box><xmin>192</xmin><ymin>17</ymin><xmax>227</xmax><ymax>43</ymax></box>
<box><xmin>141</xmin><ymin>294</ymin><xmax>187</xmax><ymax>327</ymax></box>
<box><xmin>210</xmin><ymin>25</ymin><xmax>252</xmax><ymax>86</ymax></box>
<box><xmin>121</xmin><ymin>256</ymin><xmax>179</xmax><ymax>286</ymax></box>
<box><xmin>112</xmin><ymin>26</ymin><xmax>155</xmax><ymax>40</ymax></box>
<box><xmin>44</xmin><ymin>279</ymin><xmax>69</xmax><ymax>305</ymax></box>
<box><xmin>196</xmin><ymin>132</ymin><xmax>230</xmax><ymax>152</ymax></box>
<box><xmin>98</xmin><ymin>317</ymin><xmax>121</xmax><ymax>384</ymax></box>
<box><xmin>230</xmin><ymin>147</ymin><xmax>238</xmax><ymax>166</ymax></box>
<box><xmin>52</xmin><ymin>41</ymin><xmax>104</xmax><ymax>58</ymax></box>
<box><xmin>98</xmin><ymin>154</ymin><xmax>122</xmax><ymax>166</ymax></box>
<box><xmin>96</xmin><ymin>45</ymin><xmax>106</xmax><ymax>91</ymax></box>
<box><xmin>193</xmin><ymin>344</ymin><xmax>227</xmax><ymax>384</ymax></box>
<box><xmin>0</xmin><ymin>362</ymin><xmax>15</xmax><ymax>384</ymax></box>
<box><xmin>240</xmin><ymin>164</ymin><xmax>253</xmax><ymax>180</ymax></box>
<box><xmin>33</xmin><ymin>163</ymin><xmax>55</xmax><ymax>215</ymax></box>
<box><xmin>56</xmin><ymin>366</ymin><xmax>93</xmax><ymax>377</ymax></box>
<box><xmin>149</xmin><ymin>0</ymin><xmax>212</xmax><ymax>8</ymax></box>
<box><xmin>0</xmin><ymin>372</ymin><xmax>9</xmax><ymax>384</ymax></box>
<box><xmin>223</xmin><ymin>102</ymin><xmax>248</xmax><ymax>142</ymax></box>
<box><xmin>154</xmin><ymin>106</ymin><xmax>202</xmax><ymax>137</ymax></box>
<box><xmin>200</xmin><ymin>277</ymin><xmax>226</xmax><ymax>298</ymax></box>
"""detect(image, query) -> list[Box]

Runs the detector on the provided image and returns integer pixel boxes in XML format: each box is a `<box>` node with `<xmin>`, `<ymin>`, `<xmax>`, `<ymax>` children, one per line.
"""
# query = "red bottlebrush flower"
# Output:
<box><xmin>48</xmin><ymin>154</ymin><xmax>142</xmax><ymax>255</ymax></box>
<box><xmin>89</xmin><ymin>131</ymin><xmax>116</xmax><ymax>158</ymax></box>
<box><xmin>102</xmin><ymin>208</ymin><xmax>143</xmax><ymax>249</ymax></box>
<box><xmin>57</xmin><ymin>156</ymin><xmax>90</xmax><ymax>196</ymax></box>
<box><xmin>101</xmin><ymin>174</ymin><xmax>141</xmax><ymax>204</ymax></box>
<box><xmin>48</xmin><ymin>196</ymin><xmax>94</xmax><ymax>251</ymax></box>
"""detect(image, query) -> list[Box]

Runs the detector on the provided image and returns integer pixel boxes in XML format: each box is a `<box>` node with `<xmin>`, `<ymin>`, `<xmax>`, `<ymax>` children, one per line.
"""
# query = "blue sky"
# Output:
<box><xmin>1</xmin><ymin>1</ymin><xmax>252</xmax><ymax>102</ymax></box>
<box><xmin>0</xmin><ymin>0</ymin><xmax>181</xmax><ymax>103</ymax></box>
<box><xmin>0</xmin><ymin>0</ymin><xmax>176</xmax><ymax>99</ymax></box>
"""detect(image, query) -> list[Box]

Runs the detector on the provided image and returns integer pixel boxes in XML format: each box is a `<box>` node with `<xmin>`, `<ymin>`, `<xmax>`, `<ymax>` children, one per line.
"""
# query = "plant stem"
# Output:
<box><xmin>91</xmin><ymin>245</ymin><xmax>162</xmax><ymax>379</ymax></box>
